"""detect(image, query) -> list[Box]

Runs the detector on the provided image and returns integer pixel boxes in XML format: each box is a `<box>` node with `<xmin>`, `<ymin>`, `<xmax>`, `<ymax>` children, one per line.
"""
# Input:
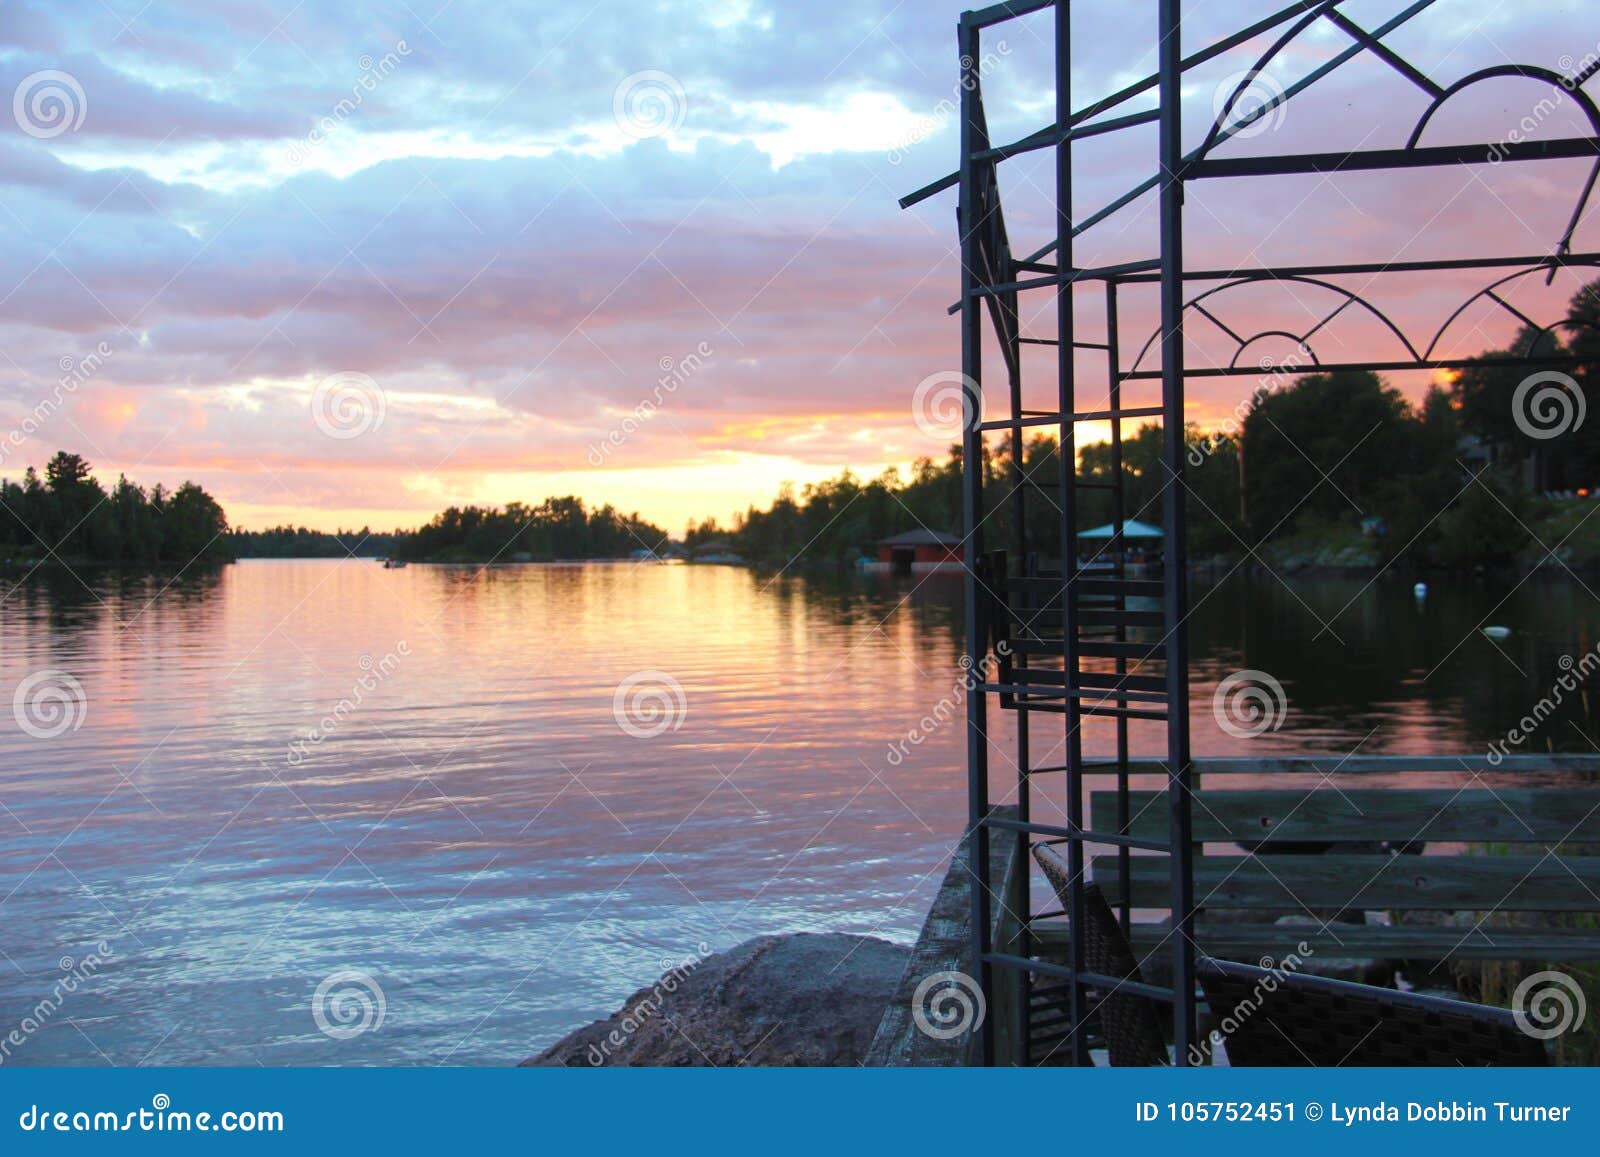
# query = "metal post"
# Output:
<box><xmin>957</xmin><ymin>12</ymin><xmax>993</xmax><ymax>1069</ymax></box>
<box><xmin>1106</xmin><ymin>279</ymin><xmax>1133</xmax><ymax>939</ymax></box>
<box><xmin>1055</xmin><ymin>0</ymin><xmax>1090</xmax><ymax>1068</ymax></box>
<box><xmin>1157</xmin><ymin>0</ymin><xmax>1197</xmax><ymax>1063</ymax></box>
<box><xmin>1006</xmin><ymin>240</ymin><xmax>1031</xmax><ymax>1071</ymax></box>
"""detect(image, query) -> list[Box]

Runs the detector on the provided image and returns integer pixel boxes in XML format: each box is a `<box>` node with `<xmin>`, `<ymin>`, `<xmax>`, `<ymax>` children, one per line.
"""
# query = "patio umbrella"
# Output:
<box><xmin>1075</xmin><ymin>519</ymin><xmax>1163</xmax><ymax>539</ymax></box>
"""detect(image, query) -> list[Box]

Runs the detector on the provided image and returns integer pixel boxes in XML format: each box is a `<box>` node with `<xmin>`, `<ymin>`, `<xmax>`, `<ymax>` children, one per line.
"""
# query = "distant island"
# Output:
<box><xmin>230</xmin><ymin>525</ymin><xmax>401</xmax><ymax>559</ymax></box>
<box><xmin>385</xmin><ymin>498</ymin><xmax>668</xmax><ymax>564</ymax></box>
<box><xmin>5</xmin><ymin>277</ymin><xmax>1600</xmax><ymax>573</ymax></box>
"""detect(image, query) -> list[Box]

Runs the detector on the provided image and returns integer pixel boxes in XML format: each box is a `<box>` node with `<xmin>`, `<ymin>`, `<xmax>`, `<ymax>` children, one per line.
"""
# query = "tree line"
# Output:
<box><xmin>10</xmin><ymin>275</ymin><xmax>1599</xmax><ymax>572</ymax></box>
<box><xmin>229</xmin><ymin>526</ymin><xmax>401</xmax><ymax>558</ymax></box>
<box><xmin>694</xmin><ymin>276</ymin><xmax>1600</xmax><ymax>572</ymax></box>
<box><xmin>0</xmin><ymin>455</ymin><xmax>667</xmax><ymax>567</ymax></box>
<box><xmin>389</xmin><ymin>497</ymin><xmax>667</xmax><ymax>562</ymax></box>
<box><xmin>0</xmin><ymin>452</ymin><xmax>231</xmax><ymax>566</ymax></box>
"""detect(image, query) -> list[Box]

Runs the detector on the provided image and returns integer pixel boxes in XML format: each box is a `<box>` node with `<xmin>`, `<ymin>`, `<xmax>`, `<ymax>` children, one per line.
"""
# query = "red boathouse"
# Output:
<box><xmin>876</xmin><ymin>529</ymin><xmax>964</xmax><ymax>574</ymax></box>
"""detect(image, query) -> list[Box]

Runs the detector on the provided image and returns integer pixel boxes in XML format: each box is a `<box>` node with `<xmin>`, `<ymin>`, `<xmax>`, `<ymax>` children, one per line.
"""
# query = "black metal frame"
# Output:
<box><xmin>902</xmin><ymin>0</ymin><xmax>1600</xmax><ymax>1066</ymax></box>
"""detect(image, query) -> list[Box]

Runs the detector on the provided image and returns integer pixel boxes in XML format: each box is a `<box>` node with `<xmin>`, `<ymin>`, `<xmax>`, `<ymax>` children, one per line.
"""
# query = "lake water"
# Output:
<box><xmin>0</xmin><ymin>560</ymin><xmax>1596</xmax><ymax>1066</ymax></box>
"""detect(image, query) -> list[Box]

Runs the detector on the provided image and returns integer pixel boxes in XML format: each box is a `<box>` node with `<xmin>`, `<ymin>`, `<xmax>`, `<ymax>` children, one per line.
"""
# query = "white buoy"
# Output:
<box><xmin>1482</xmin><ymin>626</ymin><xmax>1512</xmax><ymax>640</ymax></box>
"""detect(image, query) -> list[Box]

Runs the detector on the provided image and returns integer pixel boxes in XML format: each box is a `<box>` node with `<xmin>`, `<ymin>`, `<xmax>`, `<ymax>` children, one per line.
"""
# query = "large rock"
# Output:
<box><xmin>524</xmin><ymin>933</ymin><xmax>909</xmax><ymax>1066</ymax></box>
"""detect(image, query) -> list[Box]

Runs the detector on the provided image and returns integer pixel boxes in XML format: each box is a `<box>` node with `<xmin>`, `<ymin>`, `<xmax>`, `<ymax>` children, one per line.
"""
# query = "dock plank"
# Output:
<box><xmin>1031</xmin><ymin>918</ymin><xmax>1600</xmax><ymax>961</ymax></box>
<box><xmin>1090</xmin><ymin>788</ymin><xmax>1600</xmax><ymax>843</ymax></box>
<box><xmin>1092</xmin><ymin>853</ymin><xmax>1600</xmax><ymax>911</ymax></box>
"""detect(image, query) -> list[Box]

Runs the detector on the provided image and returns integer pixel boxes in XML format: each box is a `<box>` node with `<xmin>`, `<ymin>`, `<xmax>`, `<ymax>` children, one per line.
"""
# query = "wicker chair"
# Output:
<box><xmin>1033</xmin><ymin>843</ymin><xmax>1169</xmax><ymax>1066</ymax></box>
<box><xmin>1198</xmin><ymin>956</ymin><xmax>1548</xmax><ymax>1066</ymax></box>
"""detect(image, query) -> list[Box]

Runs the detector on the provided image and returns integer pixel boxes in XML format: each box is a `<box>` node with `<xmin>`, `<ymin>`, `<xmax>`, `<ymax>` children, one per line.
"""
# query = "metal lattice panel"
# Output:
<box><xmin>901</xmin><ymin>0</ymin><xmax>1600</xmax><ymax>1067</ymax></box>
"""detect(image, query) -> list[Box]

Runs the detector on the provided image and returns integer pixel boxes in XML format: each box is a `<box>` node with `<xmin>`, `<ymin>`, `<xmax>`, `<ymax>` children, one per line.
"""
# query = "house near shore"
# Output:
<box><xmin>870</xmin><ymin>529</ymin><xmax>963</xmax><ymax>574</ymax></box>
<box><xmin>691</xmin><ymin>538</ymin><xmax>745</xmax><ymax>564</ymax></box>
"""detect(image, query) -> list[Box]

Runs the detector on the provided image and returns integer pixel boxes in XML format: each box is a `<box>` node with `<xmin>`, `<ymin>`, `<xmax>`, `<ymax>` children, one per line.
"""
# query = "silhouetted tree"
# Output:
<box><xmin>0</xmin><ymin>452</ymin><xmax>231</xmax><ymax>566</ymax></box>
<box><xmin>391</xmin><ymin>497</ymin><xmax>667</xmax><ymax>562</ymax></box>
<box><xmin>229</xmin><ymin>525</ymin><xmax>400</xmax><ymax>558</ymax></box>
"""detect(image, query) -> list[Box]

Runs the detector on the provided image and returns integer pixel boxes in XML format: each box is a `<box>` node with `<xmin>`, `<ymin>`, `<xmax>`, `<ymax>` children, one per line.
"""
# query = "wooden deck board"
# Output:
<box><xmin>1091</xmin><ymin>853</ymin><xmax>1600</xmax><ymax>911</ymax></box>
<box><xmin>1090</xmin><ymin>788</ymin><xmax>1600</xmax><ymax>843</ymax></box>
<box><xmin>1031</xmin><ymin>918</ymin><xmax>1600</xmax><ymax>961</ymax></box>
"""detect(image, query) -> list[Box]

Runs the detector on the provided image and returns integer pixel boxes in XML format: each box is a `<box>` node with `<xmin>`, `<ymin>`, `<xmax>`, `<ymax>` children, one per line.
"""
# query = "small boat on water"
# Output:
<box><xmin>382</xmin><ymin>558</ymin><xmax>407</xmax><ymax>569</ymax></box>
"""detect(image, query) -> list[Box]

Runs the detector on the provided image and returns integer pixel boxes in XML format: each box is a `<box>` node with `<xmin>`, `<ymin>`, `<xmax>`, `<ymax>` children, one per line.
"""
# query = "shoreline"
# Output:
<box><xmin>9</xmin><ymin>552</ymin><xmax>1600</xmax><ymax>579</ymax></box>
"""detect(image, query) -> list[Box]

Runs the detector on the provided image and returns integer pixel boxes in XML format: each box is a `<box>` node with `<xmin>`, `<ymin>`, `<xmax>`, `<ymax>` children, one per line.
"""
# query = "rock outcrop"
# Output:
<box><xmin>524</xmin><ymin>932</ymin><xmax>908</xmax><ymax>1066</ymax></box>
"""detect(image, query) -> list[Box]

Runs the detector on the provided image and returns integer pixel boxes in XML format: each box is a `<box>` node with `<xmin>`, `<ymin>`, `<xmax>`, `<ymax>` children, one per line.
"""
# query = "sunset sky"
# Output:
<box><xmin>3</xmin><ymin>0</ymin><xmax>1598</xmax><ymax>533</ymax></box>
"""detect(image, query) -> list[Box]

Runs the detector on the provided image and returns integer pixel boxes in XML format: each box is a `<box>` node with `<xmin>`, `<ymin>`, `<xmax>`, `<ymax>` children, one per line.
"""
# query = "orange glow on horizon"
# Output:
<box><xmin>223</xmin><ymin>454</ymin><xmax>923</xmax><ymax>536</ymax></box>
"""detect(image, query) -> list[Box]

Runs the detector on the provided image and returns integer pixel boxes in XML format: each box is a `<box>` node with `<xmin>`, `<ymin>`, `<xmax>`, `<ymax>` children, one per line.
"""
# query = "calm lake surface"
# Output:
<box><xmin>1</xmin><ymin>559</ymin><xmax>1597</xmax><ymax>1065</ymax></box>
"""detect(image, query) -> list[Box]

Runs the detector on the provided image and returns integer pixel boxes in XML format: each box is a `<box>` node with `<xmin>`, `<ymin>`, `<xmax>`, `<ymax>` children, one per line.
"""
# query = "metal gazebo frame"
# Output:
<box><xmin>900</xmin><ymin>0</ymin><xmax>1600</xmax><ymax>1065</ymax></box>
